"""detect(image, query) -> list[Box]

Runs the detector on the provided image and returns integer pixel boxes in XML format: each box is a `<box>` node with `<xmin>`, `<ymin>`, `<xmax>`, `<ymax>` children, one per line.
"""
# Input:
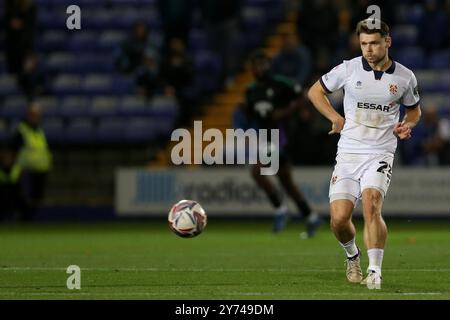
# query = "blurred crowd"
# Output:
<box><xmin>267</xmin><ymin>0</ymin><xmax>450</xmax><ymax>166</ymax></box>
<box><xmin>2</xmin><ymin>0</ymin><xmax>450</xmax><ymax>170</ymax></box>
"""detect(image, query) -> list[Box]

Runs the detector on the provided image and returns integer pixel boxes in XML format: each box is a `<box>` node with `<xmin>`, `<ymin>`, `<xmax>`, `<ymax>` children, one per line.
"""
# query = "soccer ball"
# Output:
<box><xmin>168</xmin><ymin>200</ymin><xmax>207</xmax><ymax>238</ymax></box>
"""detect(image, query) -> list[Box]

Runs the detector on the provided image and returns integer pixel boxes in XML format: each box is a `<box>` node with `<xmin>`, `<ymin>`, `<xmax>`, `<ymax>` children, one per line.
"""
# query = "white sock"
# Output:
<box><xmin>367</xmin><ymin>248</ymin><xmax>384</xmax><ymax>276</ymax></box>
<box><xmin>307</xmin><ymin>211</ymin><xmax>319</xmax><ymax>223</ymax></box>
<box><xmin>340</xmin><ymin>238</ymin><xmax>359</xmax><ymax>258</ymax></box>
<box><xmin>275</xmin><ymin>204</ymin><xmax>287</xmax><ymax>216</ymax></box>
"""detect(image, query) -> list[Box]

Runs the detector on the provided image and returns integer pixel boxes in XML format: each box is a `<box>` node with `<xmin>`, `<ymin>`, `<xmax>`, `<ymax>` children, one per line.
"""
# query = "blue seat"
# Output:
<box><xmin>37</xmin><ymin>96</ymin><xmax>60</xmax><ymax>118</ymax></box>
<box><xmin>42</xmin><ymin>118</ymin><xmax>65</xmax><ymax>144</ymax></box>
<box><xmin>0</xmin><ymin>75</ymin><xmax>20</xmax><ymax>96</ymax></box>
<box><xmin>51</xmin><ymin>74</ymin><xmax>83</xmax><ymax>96</ymax></box>
<box><xmin>242</xmin><ymin>7</ymin><xmax>266</xmax><ymax>31</ymax></box>
<box><xmin>37</xmin><ymin>31</ymin><xmax>67</xmax><ymax>51</ymax></box>
<box><xmin>397</xmin><ymin>47</ymin><xmax>424</xmax><ymax>69</ymax></box>
<box><xmin>124</xmin><ymin>118</ymin><xmax>159</xmax><ymax>143</ymax></box>
<box><xmin>1</xmin><ymin>96</ymin><xmax>27</xmax><ymax>120</ymax></box>
<box><xmin>188</xmin><ymin>29</ymin><xmax>209</xmax><ymax>52</ymax></box>
<box><xmin>61</xmin><ymin>96</ymin><xmax>91</xmax><ymax>118</ymax></box>
<box><xmin>194</xmin><ymin>51</ymin><xmax>222</xmax><ymax>92</ymax></box>
<box><xmin>66</xmin><ymin>32</ymin><xmax>99</xmax><ymax>52</ymax></box>
<box><xmin>46</xmin><ymin>53</ymin><xmax>76</xmax><ymax>73</ymax></box>
<box><xmin>74</xmin><ymin>54</ymin><xmax>114</xmax><ymax>73</ymax></box>
<box><xmin>0</xmin><ymin>120</ymin><xmax>10</xmax><ymax>143</ymax></box>
<box><xmin>112</xmin><ymin>76</ymin><xmax>135</xmax><ymax>94</ymax></box>
<box><xmin>428</xmin><ymin>51</ymin><xmax>450</xmax><ymax>69</ymax></box>
<box><xmin>38</xmin><ymin>11</ymin><xmax>66</xmax><ymax>29</ymax></box>
<box><xmin>90</xmin><ymin>96</ymin><xmax>119</xmax><ymax>118</ymax></box>
<box><xmin>95</xmin><ymin>118</ymin><xmax>126</xmax><ymax>143</ymax></box>
<box><xmin>82</xmin><ymin>74</ymin><xmax>113</xmax><ymax>95</ymax></box>
<box><xmin>391</xmin><ymin>25</ymin><xmax>417</xmax><ymax>47</ymax></box>
<box><xmin>98</xmin><ymin>31</ymin><xmax>127</xmax><ymax>50</ymax></box>
<box><xmin>118</xmin><ymin>96</ymin><xmax>151</xmax><ymax>116</ymax></box>
<box><xmin>150</xmin><ymin>96</ymin><xmax>178</xmax><ymax>117</ymax></box>
<box><xmin>65</xmin><ymin>118</ymin><xmax>95</xmax><ymax>144</ymax></box>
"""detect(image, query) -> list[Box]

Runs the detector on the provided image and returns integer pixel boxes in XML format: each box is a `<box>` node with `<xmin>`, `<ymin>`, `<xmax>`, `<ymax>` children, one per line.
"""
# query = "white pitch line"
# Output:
<box><xmin>0</xmin><ymin>292</ymin><xmax>444</xmax><ymax>297</ymax></box>
<box><xmin>1</xmin><ymin>267</ymin><xmax>450</xmax><ymax>272</ymax></box>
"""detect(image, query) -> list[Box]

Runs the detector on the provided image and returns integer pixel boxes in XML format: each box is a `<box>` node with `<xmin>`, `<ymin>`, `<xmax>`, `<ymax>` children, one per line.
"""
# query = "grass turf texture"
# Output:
<box><xmin>0</xmin><ymin>219</ymin><xmax>449</xmax><ymax>300</ymax></box>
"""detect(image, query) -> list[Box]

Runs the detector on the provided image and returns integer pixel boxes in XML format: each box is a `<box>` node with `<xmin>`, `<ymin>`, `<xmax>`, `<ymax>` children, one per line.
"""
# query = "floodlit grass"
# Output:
<box><xmin>0</xmin><ymin>219</ymin><xmax>449</xmax><ymax>299</ymax></box>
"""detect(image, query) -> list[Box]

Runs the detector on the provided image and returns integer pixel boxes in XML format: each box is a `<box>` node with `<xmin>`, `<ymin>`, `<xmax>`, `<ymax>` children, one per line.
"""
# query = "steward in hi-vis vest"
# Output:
<box><xmin>17</xmin><ymin>121</ymin><xmax>52</xmax><ymax>173</ymax></box>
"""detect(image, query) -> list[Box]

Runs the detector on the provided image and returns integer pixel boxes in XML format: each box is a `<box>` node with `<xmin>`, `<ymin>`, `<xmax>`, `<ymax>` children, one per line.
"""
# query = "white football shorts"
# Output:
<box><xmin>329</xmin><ymin>153</ymin><xmax>394</xmax><ymax>207</ymax></box>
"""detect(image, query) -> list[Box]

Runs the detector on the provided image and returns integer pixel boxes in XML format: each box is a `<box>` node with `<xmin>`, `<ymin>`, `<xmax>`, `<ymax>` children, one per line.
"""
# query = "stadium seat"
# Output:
<box><xmin>428</xmin><ymin>51</ymin><xmax>450</xmax><ymax>69</ymax></box>
<box><xmin>74</xmin><ymin>54</ymin><xmax>114</xmax><ymax>74</ymax></box>
<box><xmin>98</xmin><ymin>31</ymin><xmax>127</xmax><ymax>51</ymax></box>
<box><xmin>415</xmin><ymin>70</ymin><xmax>440</xmax><ymax>93</ymax></box>
<box><xmin>118</xmin><ymin>95</ymin><xmax>151</xmax><ymax>116</ymax></box>
<box><xmin>0</xmin><ymin>74</ymin><xmax>20</xmax><ymax>96</ymax></box>
<box><xmin>242</xmin><ymin>7</ymin><xmax>267</xmax><ymax>31</ymax></box>
<box><xmin>66</xmin><ymin>32</ymin><xmax>100</xmax><ymax>52</ymax></box>
<box><xmin>194</xmin><ymin>51</ymin><xmax>222</xmax><ymax>92</ymax></box>
<box><xmin>150</xmin><ymin>95</ymin><xmax>178</xmax><ymax>117</ymax></box>
<box><xmin>61</xmin><ymin>96</ymin><xmax>91</xmax><ymax>118</ymax></box>
<box><xmin>82</xmin><ymin>74</ymin><xmax>113</xmax><ymax>95</ymax></box>
<box><xmin>188</xmin><ymin>29</ymin><xmax>209</xmax><ymax>52</ymax></box>
<box><xmin>37</xmin><ymin>96</ymin><xmax>60</xmax><ymax>118</ymax></box>
<box><xmin>90</xmin><ymin>96</ymin><xmax>119</xmax><ymax>118</ymax></box>
<box><xmin>0</xmin><ymin>120</ymin><xmax>9</xmax><ymax>143</ymax></box>
<box><xmin>42</xmin><ymin>118</ymin><xmax>65</xmax><ymax>144</ymax></box>
<box><xmin>37</xmin><ymin>31</ymin><xmax>67</xmax><ymax>51</ymax></box>
<box><xmin>124</xmin><ymin>118</ymin><xmax>159</xmax><ymax>143</ymax></box>
<box><xmin>111</xmin><ymin>76</ymin><xmax>135</xmax><ymax>94</ymax></box>
<box><xmin>396</xmin><ymin>47</ymin><xmax>425</xmax><ymax>69</ymax></box>
<box><xmin>95</xmin><ymin>118</ymin><xmax>126</xmax><ymax>143</ymax></box>
<box><xmin>391</xmin><ymin>25</ymin><xmax>417</xmax><ymax>47</ymax></box>
<box><xmin>51</xmin><ymin>74</ymin><xmax>83</xmax><ymax>96</ymax></box>
<box><xmin>46</xmin><ymin>53</ymin><xmax>76</xmax><ymax>73</ymax></box>
<box><xmin>65</xmin><ymin>118</ymin><xmax>95</xmax><ymax>144</ymax></box>
<box><xmin>1</xmin><ymin>96</ymin><xmax>27</xmax><ymax>120</ymax></box>
<box><xmin>421</xmin><ymin>93</ymin><xmax>447</xmax><ymax>109</ymax></box>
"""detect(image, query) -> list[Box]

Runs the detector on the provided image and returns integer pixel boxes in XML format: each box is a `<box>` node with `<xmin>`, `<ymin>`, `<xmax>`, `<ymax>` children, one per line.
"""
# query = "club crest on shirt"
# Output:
<box><xmin>355</xmin><ymin>80</ymin><xmax>362</xmax><ymax>89</ymax></box>
<box><xmin>389</xmin><ymin>84</ymin><xmax>398</xmax><ymax>95</ymax></box>
<box><xmin>331</xmin><ymin>176</ymin><xmax>338</xmax><ymax>184</ymax></box>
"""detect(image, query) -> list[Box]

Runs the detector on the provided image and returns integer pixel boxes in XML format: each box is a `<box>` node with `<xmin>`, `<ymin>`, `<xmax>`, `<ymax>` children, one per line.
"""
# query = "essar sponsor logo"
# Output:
<box><xmin>357</xmin><ymin>102</ymin><xmax>391</xmax><ymax>112</ymax></box>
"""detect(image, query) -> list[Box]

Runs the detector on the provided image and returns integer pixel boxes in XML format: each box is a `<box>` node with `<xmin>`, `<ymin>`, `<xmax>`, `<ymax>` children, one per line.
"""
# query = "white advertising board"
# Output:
<box><xmin>115</xmin><ymin>167</ymin><xmax>450</xmax><ymax>217</ymax></box>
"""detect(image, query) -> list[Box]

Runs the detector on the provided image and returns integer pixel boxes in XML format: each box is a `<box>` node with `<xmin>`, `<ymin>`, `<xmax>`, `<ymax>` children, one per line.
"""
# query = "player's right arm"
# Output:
<box><xmin>307</xmin><ymin>80</ymin><xmax>345</xmax><ymax>135</ymax></box>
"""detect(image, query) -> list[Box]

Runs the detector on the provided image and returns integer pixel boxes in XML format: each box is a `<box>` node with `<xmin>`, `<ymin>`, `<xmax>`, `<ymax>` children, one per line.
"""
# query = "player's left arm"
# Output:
<box><xmin>394</xmin><ymin>105</ymin><xmax>422</xmax><ymax>140</ymax></box>
<box><xmin>394</xmin><ymin>72</ymin><xmax>422</xmax><ymax>140</ymax></box>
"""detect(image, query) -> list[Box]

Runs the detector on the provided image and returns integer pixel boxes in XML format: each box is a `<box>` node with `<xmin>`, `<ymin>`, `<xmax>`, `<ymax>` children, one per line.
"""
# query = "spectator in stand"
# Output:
<box><xmin>272</xmin><ymin>33</ymin><xmax>312</xmax><ymax>87</ymax></box>
<box><xmin>115</xmin><ymin>22</ymin><xmax>158</xmax><ymax>74</ymax></box>
<box><xmin>400</xmin><ymin>106</ymin><xmax>450</xmax><ymax>166</ymax></box>
<box><xmin>135</xmin><ymin>48</ymin><xmax>163</xmax><ymax>99</ymax></box>
<box><xmin>157</xmin><ymin>0</ymin><xmax>194</xmax><ymax>52</ymax></box>
<box><xmin>297</xmin><ymin>0</ymin><xmax>339</xmax><ymax>73</ymax></box>
<box><xmin>5</xmin><ymin>0</ymin><xmax>37</xmax><ymax>74</ymax></box>
<box><xmin>18</xmin><ymin>53</ymin><xmax>48</xmax><ymax>102</ymax></box>
<box><xmin>418</xmin><ymin>0</ymin><xmax>449</xmax><ymax>53</ymax></box>
<box><xmin>160</xmin><ymin>38</ymin><xmax>195</xmax><ymax>127</ymax></box>
<box><xmin>199</xmin><ymin>0</ymin><xmax>243</xmax><ymax>87</ymax></box>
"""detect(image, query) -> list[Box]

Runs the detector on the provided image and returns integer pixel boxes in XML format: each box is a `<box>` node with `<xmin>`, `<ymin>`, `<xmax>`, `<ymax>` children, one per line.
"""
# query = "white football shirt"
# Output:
<box><xmin>320</xmin><ymin>56</ymin><xmax>420</xmax><ymax>155</ymax></box>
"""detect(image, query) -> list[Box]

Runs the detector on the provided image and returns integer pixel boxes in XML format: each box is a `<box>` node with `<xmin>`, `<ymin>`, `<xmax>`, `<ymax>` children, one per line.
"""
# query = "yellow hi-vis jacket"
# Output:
<box><xmin>0</xmin><ymin>163</ymin><xmax>22</xmax><ymax>184</ymax></box>
<box><xmin>17</xmin><ymin>122</ymin><xmax>52</xmax><ymax>172</ymax></box>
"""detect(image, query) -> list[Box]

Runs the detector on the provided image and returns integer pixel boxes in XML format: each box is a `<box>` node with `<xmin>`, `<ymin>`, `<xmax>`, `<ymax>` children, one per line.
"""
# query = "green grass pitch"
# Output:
<box><xmin>0</xmin><ymin>219</ymin><xmax>449</xmax><ymax>300</ymax></box>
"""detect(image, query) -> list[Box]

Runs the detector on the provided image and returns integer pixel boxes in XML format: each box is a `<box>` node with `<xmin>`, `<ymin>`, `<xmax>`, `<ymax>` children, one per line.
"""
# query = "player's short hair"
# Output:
<box><xmin>356</xmin><ymin>19</ymin><xmax>390</xmax><ymax>37</ymax></box>
<box><xmin>250</xmin><ymin>50</ymin><xmax>270</xmax><ymax>64</ymax></box>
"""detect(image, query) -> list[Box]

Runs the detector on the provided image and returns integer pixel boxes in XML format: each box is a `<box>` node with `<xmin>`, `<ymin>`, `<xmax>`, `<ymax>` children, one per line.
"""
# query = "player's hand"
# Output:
<box><xmin>393</xmin><ymin>121</ymin><xmax>412</xmax><ymax>140</ymax></box>
<box><xmin>328</xmin><ymin>116</ymin><xmax>345</xmax><ymax>135</ymax></box>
